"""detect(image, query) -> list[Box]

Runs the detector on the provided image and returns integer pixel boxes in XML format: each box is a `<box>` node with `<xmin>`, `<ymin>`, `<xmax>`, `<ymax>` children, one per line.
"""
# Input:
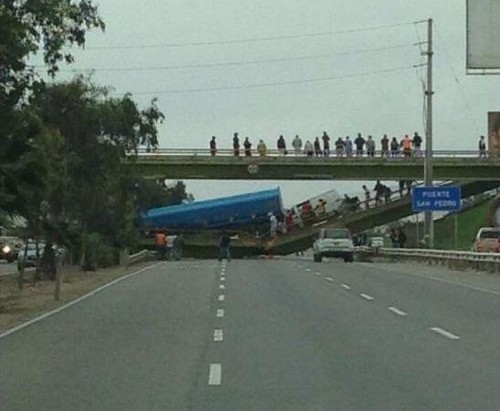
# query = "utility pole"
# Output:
<box><xmin>423</xmin><ymin>18</ymin><xmax>434</xmax><ymax>248</ymax></box>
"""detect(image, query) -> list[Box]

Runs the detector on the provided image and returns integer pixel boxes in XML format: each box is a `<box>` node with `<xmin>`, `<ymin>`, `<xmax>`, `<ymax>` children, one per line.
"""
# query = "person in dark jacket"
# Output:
<box><xmin>233</xmin><ymin>132</ymin><xmax>240</xmax><ymax>156</ymax></box>
<box><xmin>218</xmin><ymin>232</ymin><xmax>231</xmax><ymax>261</ymax></box>
<box><xmin>354</xmin><ymin>133</ymin><xmax>365</xmax><ymax>157</ymax></box>
<box><xmin>244</xmin><ymin>137</ymin><xmax>252</xmax><ymax>157</ymax></box>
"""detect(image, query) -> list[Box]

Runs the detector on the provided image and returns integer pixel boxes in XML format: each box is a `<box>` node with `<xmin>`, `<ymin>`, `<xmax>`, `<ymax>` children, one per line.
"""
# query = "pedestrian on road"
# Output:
<box><xmin>398</xmin><ymin>229</ymin><xmax>407</xmax><ymax>248</ymax></box>
<box><xmin>244</xmin><ymin>137</ymin><xmax>252</xmax><ymax>156</ymax></box>
<box><xmin>322</xmin><ymin>131</ymin><xmax>331</xmax><ymax>157</ymax></box>
<box><xmin>257</xmin><ymin>140</ymin><xmax>267</xmax><ymax>156</ymax></box>
<box><xmin>155</xmin><ymin>230</ymin><xmax>167</xmax><ymax>260</ymax></box>
<box><xmin>292</xmin><ymin>135</ymin><xmax>303</xmax><ymax>156</ymax></box>
<box><xmin>218</xmin><ymin>232</ymin><xmax>231</xmax><ymax>261</ymax></box>
<box><xmin>269</xmin><ymin>212</ymin><xmax>278</xmax><ymax>238</ymax></box>
<box><xmin>478</xmin><ymin>135</ymin><xmax>487</xmax><ymax>158</ymax></box>
<box><xmin>210</xmin><ymin>136</ymin><xmax>217</xmax><ymax>156</ymax></box>
<box><xmin>233</xmin><ymin>132</ymin><xmax>240</xmax><ymax>157</ymax></box>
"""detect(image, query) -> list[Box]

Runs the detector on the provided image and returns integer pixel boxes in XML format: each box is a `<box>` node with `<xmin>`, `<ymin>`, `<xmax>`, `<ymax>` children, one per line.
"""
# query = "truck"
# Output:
<box><xmin>138</xmin><ymin>188</ymin><xmax>284</xmax><ymax>232</ymax></box>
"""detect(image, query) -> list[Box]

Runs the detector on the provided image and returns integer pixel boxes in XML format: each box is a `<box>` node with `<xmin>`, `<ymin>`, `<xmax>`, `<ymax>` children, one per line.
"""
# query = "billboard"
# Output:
<box><xmin>488</xmin><ymin>112</ymin><xmax>500</xmax><ymax>157</ymax></box>
<box><xmin>467</xmin><ymin>0</ymin><xmax>500</xmax><ymax>69</ymax></box>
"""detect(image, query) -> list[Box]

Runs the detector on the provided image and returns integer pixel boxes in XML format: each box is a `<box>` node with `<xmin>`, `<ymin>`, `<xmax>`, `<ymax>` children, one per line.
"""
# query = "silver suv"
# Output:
<box><xmin>313</xmin><ymin>228</ymin><xmax>354</xmax><ymax>263</ymax></box>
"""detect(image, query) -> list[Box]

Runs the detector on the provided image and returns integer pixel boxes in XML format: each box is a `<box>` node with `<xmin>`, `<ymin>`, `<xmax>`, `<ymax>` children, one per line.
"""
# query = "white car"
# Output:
<box><xmin>313</xmin><ymin>228</ymin><xmax>354</xmax><ymax>263</ymax></box>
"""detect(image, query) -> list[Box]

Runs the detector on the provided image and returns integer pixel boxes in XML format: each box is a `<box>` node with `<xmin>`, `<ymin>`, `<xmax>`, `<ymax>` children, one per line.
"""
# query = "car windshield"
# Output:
<box><xmin>323</xmin><ymin>229</ymin><xmax>350</xmax><ymax>239</ymax></box>
<box><xmin>479</xmin><ymin>230</ymin><xmax>500</xmax><ymax>240</ymax></box>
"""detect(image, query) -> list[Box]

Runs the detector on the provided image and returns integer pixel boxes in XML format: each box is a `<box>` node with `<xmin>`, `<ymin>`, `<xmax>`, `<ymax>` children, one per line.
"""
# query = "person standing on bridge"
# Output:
<box><xmin>292</xmin><ymin>135</ymin><xmax>303</xmax><ymax>156</ymax></box>
<box><xmin>233</xmin><ymin>132</ymin><xmax>240</xmax><ymax>157</ymax></box>
<box><xmin>402</xmin><ymin>134</ymin><xmax>412</xmax><ymax>158</ymax></box>
<box><xmin>366</xmin><ymin>135</ymin><xmax>376</xmax><ymax>157</ymax></box>
<box><xmin>345</xmin><ymin>136</ymin><xmax>353</xmax><ymax>157</ymax></box>
<box><xmin>390</xmin><ymin>137</ymin><xmax>399</xmax><ymax>158</ymax></box>
<box><xmin>304</xmin><ymin>140</ymin><xmax>314</xmax><ymax>157</ymax></box>
<box><xmin>362</xmin><ymin>185</ymin><xmax>371</xmax><ymax>209</ymax></box>
<box><xmin>277</xmin><ymin>135</ymin><xmax>287</xmax><ymax>156</ymax></box>
<box><xmin>210</xmin><ymin>136</ymin><xmax>217</xmax><ymax>156</ymax></box>
<box><xmin>314</xmin><ymin>137</ymin><xmax>322</xmax><ymax>157</ymax></box>
<box><xmin>354</xmin><ymin>133</ymin><xmax>365</xmax><ymax>157</ymax></box>
<box><xmin>244</xmin><ymin>137</ymin><xmax>252</xmax><ymax>156</ymax></box>
<box><xmin>413</xmin><ymin>132</ymin><xmax>423</xmax><ymax>157</ymax></box>
<box><xmin>335</xmin><ymin>137</ymin><xmax>345</xmax><ymax>157</ymax></box>
<box><xmin>381</xmin><ymin>134</ymin><xmax>389</xmax><ymax>158</ymax></box>
<box><xmin>322</xmin><ymin>131</ymin><xmax>331</xmax><ymax>157</ymax></box>
<box><xmin>257</xmin><ymin>139</ymin><xmax>267</xmax><ymax>156</ymax></box>
<box><xmin>478</xmin><ymin>135</ymin><xmax>487</xmax><ymax>158</ymax></box>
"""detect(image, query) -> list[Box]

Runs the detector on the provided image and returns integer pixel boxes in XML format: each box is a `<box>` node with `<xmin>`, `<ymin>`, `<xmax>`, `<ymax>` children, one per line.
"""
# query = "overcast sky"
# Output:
<box><xmin>43</xmin><ymin>0</ymin><xmax>499</xmax><ymax>207</ymax></box>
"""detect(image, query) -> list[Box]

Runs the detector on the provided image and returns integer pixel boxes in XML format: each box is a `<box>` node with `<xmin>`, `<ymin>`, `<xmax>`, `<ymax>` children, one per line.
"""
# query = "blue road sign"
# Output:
<box><xmin>412</xmin><ymin>186</ymin><xmax>461</xmax><ymax>212</ymax></box>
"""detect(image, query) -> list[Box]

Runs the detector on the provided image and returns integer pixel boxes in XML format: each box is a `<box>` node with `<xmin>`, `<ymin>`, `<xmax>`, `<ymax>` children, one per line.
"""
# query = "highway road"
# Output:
<box><xmin>1</xmin><ymin>258</ymin><xmax>499</xmax><ymax>410</ymax></box>
<box><xmin>0</xmin><ymin>260</ymin><xmax>16</xmax><ymax>276</ymax></box>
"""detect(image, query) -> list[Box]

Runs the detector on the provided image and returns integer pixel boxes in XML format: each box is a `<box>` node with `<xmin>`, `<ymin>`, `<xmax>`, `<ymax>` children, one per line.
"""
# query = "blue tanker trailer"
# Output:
<box><xmin>138</xmin><ymin>188</ymin><xmax>284</xmax><ymax>232</ymax></box>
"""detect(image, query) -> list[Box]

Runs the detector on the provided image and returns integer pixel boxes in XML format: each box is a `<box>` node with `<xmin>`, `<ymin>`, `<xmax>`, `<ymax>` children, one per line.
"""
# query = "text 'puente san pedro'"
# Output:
<box><xmin>124</xmin><ymin>149</ymin><xmax>500</xmax><ymax>181</ymax></box>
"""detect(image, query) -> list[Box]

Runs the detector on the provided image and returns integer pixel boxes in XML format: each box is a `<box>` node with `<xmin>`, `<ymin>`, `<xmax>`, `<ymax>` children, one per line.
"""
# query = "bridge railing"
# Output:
<box><xmin>128</xmin><ymin>148</ymin><xmax>496</xmax><ymax>159</ymax></box>
<box><xmin>376</xmin><ymin>247</ymin><xmax>500</xmax><ymax>273</ymax></box>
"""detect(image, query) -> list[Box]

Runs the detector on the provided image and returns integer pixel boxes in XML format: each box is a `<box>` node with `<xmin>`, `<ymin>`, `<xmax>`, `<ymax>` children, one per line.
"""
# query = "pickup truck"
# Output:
<box><xmin>313</xmin><ymin>228</ymin><xmax>354</xmax><ymax>263</ymax></box>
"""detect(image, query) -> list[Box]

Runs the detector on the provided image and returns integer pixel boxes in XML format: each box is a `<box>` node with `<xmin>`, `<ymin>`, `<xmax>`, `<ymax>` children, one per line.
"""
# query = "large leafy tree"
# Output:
<box><xmin>0</xmin><ymin>0</ymin><xmax>104</xmax><ymax>213</ymax></box>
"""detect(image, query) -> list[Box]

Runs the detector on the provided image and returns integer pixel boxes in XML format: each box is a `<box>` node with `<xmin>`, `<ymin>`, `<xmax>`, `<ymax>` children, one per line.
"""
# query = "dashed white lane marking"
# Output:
<box><xmin>208</xmin><ymin>364</ymin><xmax>222</xmax><ymax>386</ymax></box>
<box><xmin>306</xmin><ymin>268</ymin><xmax>311</xmax><ymax>272</ymax></box>
<box><xmin>360</xmin><ymin>293</ymin><xmax>374</xmax><ymax>301</ymax></box>
<box><xmin>220</xmin><ymin>277</ymin><xmax>225</xmax><ymax>282</ymax></box>
<box><xmin>388</xmin><ymin>307</ymin><xmax>407</xmax><ymax>316</ymax></box>
<box><xmin>325</xmin><ymin>277</ymin><xmax>334</xmax><ymax>282</ymax></box>
<box><xmin>219</xmin><ymin>284</ymin><xmax>225</xmax><ymax>290</ymax></box>
<box><xmin>316</xmin><ymin>272</ymin><xmax>321</xmax><ymax>276</ymax></box>
<box><xmin>341</xmin><ymin>284</ymin><xmax>351</xmax><ymax>290</ymax></box>
<box><xmin>216</xmin><ymin>309</ymin><xmax>224</xmax><ymax>318</ymax></box>
<box><xmin>218</xmin><ymin>295</ymin><xmax>225</xmax><ymax>301</ymax></box>
<box><xmin>430</xmin><ymin>327</ymin><xmax>460</xmax><ymax>340</ymax></box>
<box><xmin>214</xmin><ymin>329</ymin><xmax>224</xmax><ymax>341</ymax></box>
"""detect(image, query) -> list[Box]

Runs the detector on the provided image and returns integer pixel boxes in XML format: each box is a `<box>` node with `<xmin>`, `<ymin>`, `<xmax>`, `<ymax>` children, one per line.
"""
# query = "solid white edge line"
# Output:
<box><xmin>388</xmin><ymin>306</ymin><xmax>408</xmax><ymax>316</ymax></box>
<box><xmin>0</xmin><ymin>263</ymin><xmax>160</xmax><ymax>340</ymax></box>
<box><xmin>208</xmin><ymin>364</ymin><xmax>222</xmax><ymax>386</ymax></box>
<box><xmin>430</xmin><ymin>327</ymin><xmax>460</xmax><ymax>340</ymax></box>
<box><xmin>214</xmin><ymin>329</ymin><xmax>224</xmax><ymax>341</ymax></box>
<box><xmin>341</xmin><ymin>284</ymin><xmax>351</xmax><ymax>290</ymax></box>
<box><xmin>218</xmin><ymin>295</ymin><xmax>225</xmax><ymax>301</ymax></box>
<box><xmin>219</xmin><ymin>284</ymin><xmax>225</xmax><ymax>289</ymax></box>
<box><xmin>216</xmin><ymin>309</ymin><xmax>224</xmax><ymax>318</ymax></box>
<box><xmin>325</xmin><ymin>277</ymin><xmax>334</xmax><ymax>282</ymax></box>
<box><xmin>360</xmin><ymin>293</ymin><xmax>374</xmax><ymax>301</ymax></box>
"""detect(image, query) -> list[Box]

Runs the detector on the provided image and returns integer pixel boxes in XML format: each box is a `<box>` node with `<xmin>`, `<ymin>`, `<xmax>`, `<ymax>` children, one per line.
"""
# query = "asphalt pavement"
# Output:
<box><xmin>0</xmin><ymin>260</ymin><xmax>16</xmax><ymax>276</ymax></box>
<box><xmin>1</xmin><ymin>257</ymin><xmax>499</xmax><ymax>410</ymax></box>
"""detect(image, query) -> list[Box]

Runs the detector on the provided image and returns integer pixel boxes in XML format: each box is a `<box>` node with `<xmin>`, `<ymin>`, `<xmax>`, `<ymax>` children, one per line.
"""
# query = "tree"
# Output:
<box><xmin>0</xmin><ymin>0</ymin><xmax>104</xmax><ymax>214</ymax></box>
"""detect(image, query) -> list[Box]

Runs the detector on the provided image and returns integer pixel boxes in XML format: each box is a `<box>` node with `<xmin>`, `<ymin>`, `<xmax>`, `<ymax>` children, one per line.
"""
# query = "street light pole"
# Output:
<box><xmin>424</xmin><ymin>18</ymin><xmax>434</xmax><ymax>248</ymax></box>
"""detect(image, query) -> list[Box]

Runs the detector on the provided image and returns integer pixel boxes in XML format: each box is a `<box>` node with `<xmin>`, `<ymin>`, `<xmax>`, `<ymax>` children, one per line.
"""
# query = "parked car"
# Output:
<box><xmin>472</xmin><ymin>227</ymin><xmax>500</xmax><ymax>253</ymax></box>
<box><xmin>313</xmin><ymin>228</ymin><xmax>354</xmax><ymax>263</ymax></box>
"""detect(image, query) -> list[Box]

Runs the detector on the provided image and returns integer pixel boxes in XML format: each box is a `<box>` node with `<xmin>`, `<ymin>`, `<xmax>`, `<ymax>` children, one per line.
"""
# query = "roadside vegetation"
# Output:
<box><xmin>0</xmin><ymin>2</ymin><xmax>188</xmax><ymax>308</ymax></box>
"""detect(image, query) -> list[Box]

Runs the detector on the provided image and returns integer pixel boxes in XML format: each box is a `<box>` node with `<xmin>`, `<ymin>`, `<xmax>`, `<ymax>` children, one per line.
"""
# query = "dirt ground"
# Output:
<box><xmin>0</xmin><ymin>262</ymin><xmax>153</xmax><ymax>334</ymax></box>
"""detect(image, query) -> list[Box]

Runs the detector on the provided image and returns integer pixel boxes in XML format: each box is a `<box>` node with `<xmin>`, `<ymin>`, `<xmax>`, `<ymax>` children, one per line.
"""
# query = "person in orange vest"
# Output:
<box><xmin>155</xmin><ymin>230</ymin><xmax>167</xmax><ymax>260</ymax></box>
<box><xmin>402</xmin><ymin>135</ymin><xmax>412</xmax><ymax>158</ymax></box>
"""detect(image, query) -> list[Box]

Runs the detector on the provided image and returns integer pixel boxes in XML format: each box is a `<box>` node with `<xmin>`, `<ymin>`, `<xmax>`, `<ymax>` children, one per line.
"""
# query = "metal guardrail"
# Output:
<box><xmin>126</xmin><ymin>249</ymin><xmax>152</xmax><ymax>265</ymax></box>
<box><xmin>128</xmin><ymin>148</ymin><xmax>498</xmax><ymax>159</ymax></box>
<box><xmin>376</xmin><ymin>247</ymin><xmax>500</xmax><ymax>273</ymax></box>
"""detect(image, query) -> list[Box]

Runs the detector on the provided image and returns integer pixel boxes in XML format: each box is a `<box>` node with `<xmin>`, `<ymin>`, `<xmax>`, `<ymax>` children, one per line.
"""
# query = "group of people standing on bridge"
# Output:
<box><xmin>209</xmin><ymin>132</ymin><xmax>426</xmax><ymax>158</ymax></box>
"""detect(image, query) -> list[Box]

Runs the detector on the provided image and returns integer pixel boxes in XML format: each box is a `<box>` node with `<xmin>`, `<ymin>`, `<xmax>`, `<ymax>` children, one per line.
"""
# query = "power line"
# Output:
<box><xmin>44</xmin><ymin>43</ymin><xmax>415</xmax><ymax>73</ymax></box>
<box><xmin>120</xmin><ymin>65</ymin><xmax>416</xmax><ymax>95</ymax></box>
<box><xmin>86</xmin><ymin>21</ymin><xmax>422</xmax><ymax>50</ymax></box>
